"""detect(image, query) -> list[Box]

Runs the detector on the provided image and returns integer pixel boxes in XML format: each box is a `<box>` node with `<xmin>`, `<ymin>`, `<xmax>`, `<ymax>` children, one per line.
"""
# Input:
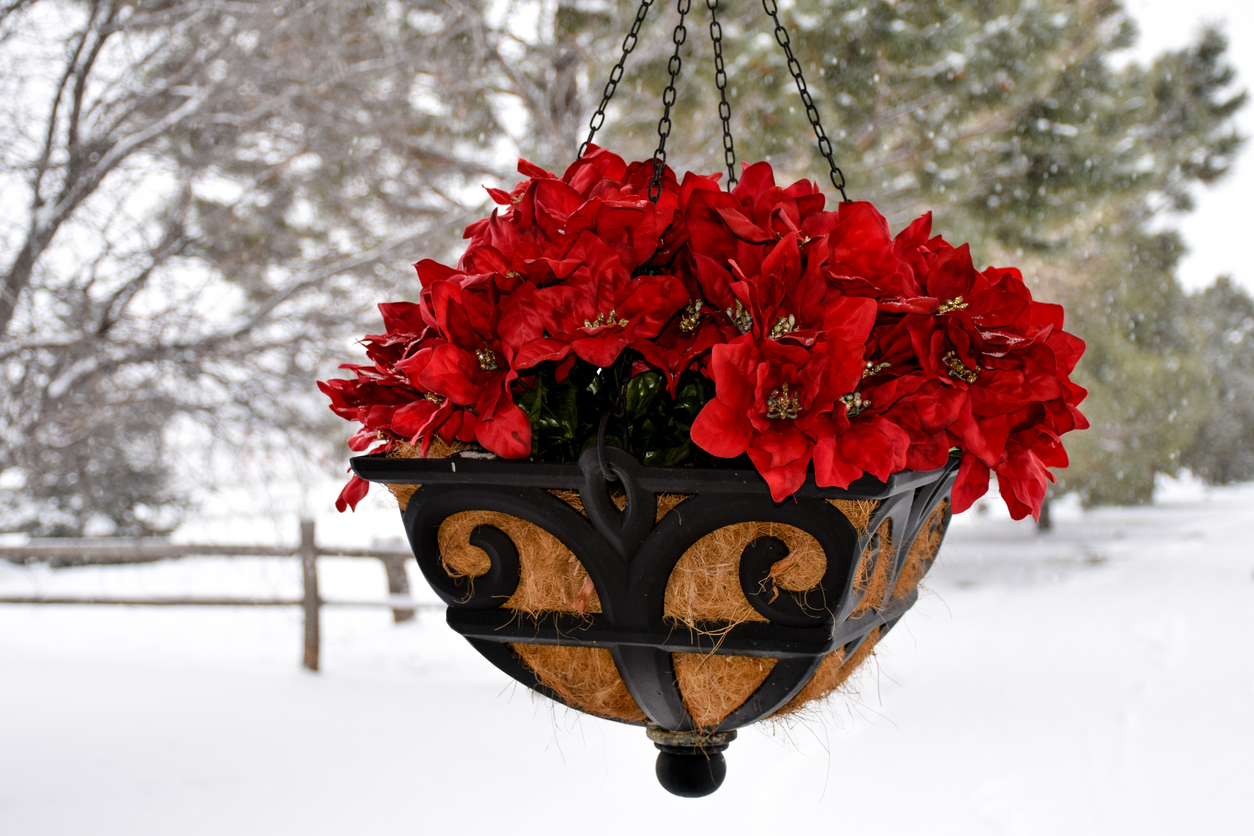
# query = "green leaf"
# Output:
<box><xmin>519</xmin><ymin>376</ymin><xmax>546</xmax><ymax>423</ymax></box>
<box><xmin>554</xmin><ymin>383</ymin><xmax>579</xmax><ymax>441</ymax></box>
<box><xmin>624</xmin><ymin>371</ymin><xmax>664</xmax><ymax>421</ymax></box>
<box><xmin>642</xmin><ymin>442</ymin><xmax>692</xmax><ymax>467</ymax></box>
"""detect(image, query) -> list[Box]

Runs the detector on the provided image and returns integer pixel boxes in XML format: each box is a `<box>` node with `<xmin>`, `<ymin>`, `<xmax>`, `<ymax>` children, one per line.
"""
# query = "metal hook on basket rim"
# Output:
<box><xmin>596</xmin><ymin>373</ymin><xmax>631</xmax><ymax>484</ymax></box>
<box><xmin>596</xmin><ymin>410</ymin><xmax>620</xmax><ymax>484</ymax></box>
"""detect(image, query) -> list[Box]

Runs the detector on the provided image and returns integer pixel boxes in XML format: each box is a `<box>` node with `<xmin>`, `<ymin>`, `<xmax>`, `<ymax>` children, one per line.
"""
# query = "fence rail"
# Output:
<box><xmin>0</xmin><ymin>520</ymin><xmax>431</xmax><ymax>671</ymax></box>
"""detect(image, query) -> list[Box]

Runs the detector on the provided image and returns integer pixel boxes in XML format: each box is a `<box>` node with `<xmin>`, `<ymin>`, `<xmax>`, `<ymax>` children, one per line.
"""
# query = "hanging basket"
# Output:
<box><xmin>321</xmin><ymin>0</ymin><xmax>1087</xmax><ymax>799</ymax></box>
<box><xmin>352</xmin><ymin>445</ymin><xmax>955</xmax><ymax>794</ymax></box>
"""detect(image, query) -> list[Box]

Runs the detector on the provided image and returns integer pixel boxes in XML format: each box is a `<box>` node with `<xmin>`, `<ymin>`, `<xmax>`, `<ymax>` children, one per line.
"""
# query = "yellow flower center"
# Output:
<box><xmin>769</xmin><ymin>314</ymin><xmax>797</xmax><ymax>339</ymax></box>
<box><xmin>862</xmin><ymin>361</ymin><xmax>891</xmax><ymax>379</ymax></box>
<box><xmin>766</xmin><ymin>383</ymin><xmax>802</xmax><ymax>420</ymax></box>
<box><xmin>475</xmin><ymin>346</ymin><xmax>498</xmax><ymax>372</ymax></box>
<box><xmin>583</xmin><ymin>309</ymin><xmax>628</xmax><ymax>329</ymax></box>
<box><xmin>726</xmin><ymin>300</ymin><xmax>753</xmax><ymax>334</ymax></box>
<box><xmin>679</xmin><ymin>299</ymin><xmax>704</xmax><ymax>333</ymax></box>
<box><xmin>943</xmin><ymin>350</ymin><xmax>979</xmax><ymax>383</ymax></box>
<box><xmin>937</xmin><ymin>296</ymin><xmax>970</xmax><ymax>314</ymax></box>
<box><xmin>839</xmin><ymin>391</ymin><xmax>870</xmax><ymax>417</ymax></box>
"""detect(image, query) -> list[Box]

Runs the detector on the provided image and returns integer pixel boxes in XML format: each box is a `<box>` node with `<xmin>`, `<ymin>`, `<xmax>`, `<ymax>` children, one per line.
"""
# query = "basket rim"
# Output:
<box><xmin>350</xmin><ymin>446</ymin><xmax>955</xmax><ymax>502</ymax></box>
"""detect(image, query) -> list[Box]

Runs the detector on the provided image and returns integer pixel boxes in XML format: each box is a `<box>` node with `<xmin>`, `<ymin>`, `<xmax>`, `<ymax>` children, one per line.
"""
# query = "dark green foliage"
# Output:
<box><xmin>1058</xmin><ymin>229</ymin><xmax>1211</xmax><ymax>505</ymax></box>
<box><xmin>518</xmin><ymin>354</ymin><xmax>717</xmax><ymax>468</ymax></box>
<box><xmin>1180</xmin><ymin>277</ymin><xmax>1254</xmax><ymax>484</ymax></box>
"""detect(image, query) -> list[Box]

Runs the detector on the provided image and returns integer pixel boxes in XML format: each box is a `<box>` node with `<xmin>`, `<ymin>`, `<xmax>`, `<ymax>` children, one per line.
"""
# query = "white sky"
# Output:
<box><xmin>1125</xmin><ymin>0</ymin><xmax>1253</xmax><ymax>293</ymax></box>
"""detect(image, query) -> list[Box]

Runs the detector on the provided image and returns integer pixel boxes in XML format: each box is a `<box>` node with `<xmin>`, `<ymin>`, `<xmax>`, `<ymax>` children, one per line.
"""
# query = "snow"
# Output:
<box><xmin>3</xmin><ymin>483</ymin><xmax>1253</xmax><ymax>834</ymax></box>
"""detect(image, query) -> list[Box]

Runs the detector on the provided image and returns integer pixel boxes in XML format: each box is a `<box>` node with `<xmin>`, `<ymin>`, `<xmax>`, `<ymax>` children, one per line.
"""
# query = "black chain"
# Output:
<box><xmin>648</xmin><ymin>0</ymin><xmax>692</xmax><ymax>203</ymax></box>
<box><xmin>761</xmin><ymin>0</ymin><xmax>849</xmax><ymax>201</ymax></box>
<box><xmin>580</xmin><ymin>0</ymin><xmax>654</xmax><ymax>159</ymax></box>
<box><xmin>707</xmin><ymin>0</ymin><xmax>737</xmax><ymax>189</ymax></box>
<box><xmin>580</xmin><ymin>0</ymin><xmax>849</xmax><ymax>203</ymax></box>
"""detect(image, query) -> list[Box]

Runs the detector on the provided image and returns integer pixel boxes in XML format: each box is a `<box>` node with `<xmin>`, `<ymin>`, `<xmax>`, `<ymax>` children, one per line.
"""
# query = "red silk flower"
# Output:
<box><xmin>320</xmin><ymin>146</ymin><xmax>1086</xmax><ymax>520</ymax></box>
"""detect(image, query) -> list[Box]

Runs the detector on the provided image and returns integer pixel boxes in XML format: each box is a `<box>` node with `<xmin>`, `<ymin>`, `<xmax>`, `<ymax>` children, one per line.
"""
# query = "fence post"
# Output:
<box><xmin>300</xmin><ymin>519</ymin><xmax>320</xmax><ymax>672</ymax></box>
<box><xmin>382</xmin><ymin>557</ymin><xmax>415</xmax><ymax>623</ymax></box>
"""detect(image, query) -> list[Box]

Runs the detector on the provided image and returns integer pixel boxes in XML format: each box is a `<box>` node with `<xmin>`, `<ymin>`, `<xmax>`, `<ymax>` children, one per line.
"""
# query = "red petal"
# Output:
<box><xmin>417</xmin><ymin>344</ymin><xmax>481</xmax><ymax>405</ymax></box>
<box><xmin>747</xmin><ymin>425</ymin><xmax>813</xmax><ymax>501</ymax></box>
<box><xmin>950</xmin><ymin>453</ymin><xmax>990</xmax><ymax>514</ymax></box>
<box><xmin>474</xmin><ymin>401</ymin><xmax>531</xmax><ymax>459</ymax></box>
<box><xmin>691</xmin><ymin>398</ymin><xmax>752</xmax><ymax>459</ymax></box>
<box><xmin>812</xmin><ymin>434</ymin><xmax>864</xmax><ymax>488</ymax></box>
<box><xmin>335</xmin><ymin>474</ymin><xmax>371</xmax><ymax>513</ymax></box>
<box><xmin>414</xmin><ymin>259</ymin><xmax>457</xmax><ymax>288</ymax></box>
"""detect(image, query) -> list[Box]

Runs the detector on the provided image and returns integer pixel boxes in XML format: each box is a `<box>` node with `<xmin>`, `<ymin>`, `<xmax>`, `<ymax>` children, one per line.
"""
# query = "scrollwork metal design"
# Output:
<box><xmin>352</xmin><ymin>447</ymin><xmax>958</xmax><ymax>792</ymax></box>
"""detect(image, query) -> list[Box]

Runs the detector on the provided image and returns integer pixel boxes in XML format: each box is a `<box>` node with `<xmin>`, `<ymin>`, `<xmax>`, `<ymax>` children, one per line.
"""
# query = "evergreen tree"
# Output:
<box><xmin>1180</xmin><ymin>276</ymin><xmax>1254</xmax><ymax>485</ymax></box>
<box><xmin>570</xmin><ymin>0</ymin><xmax>1244</xmax><ymax>506</ymax></box>
<box><xmin>0</xmin><ymin>0</ymin><xmax>1245</xmax><ymax>532</ymax></box>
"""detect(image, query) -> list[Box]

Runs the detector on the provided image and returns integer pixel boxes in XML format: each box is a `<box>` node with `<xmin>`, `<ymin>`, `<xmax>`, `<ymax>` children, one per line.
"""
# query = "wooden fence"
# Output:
<box><xmin>0</xmin><ymin>520</ymin><xmax>439</xmax><ymax>672</ymax></box>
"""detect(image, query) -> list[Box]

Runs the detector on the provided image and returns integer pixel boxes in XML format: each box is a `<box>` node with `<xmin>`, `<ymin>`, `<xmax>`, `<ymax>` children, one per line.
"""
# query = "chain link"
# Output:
<box><xmin>648</xmin><ymin>0</ymin><xmax>692</xmax><ymax>203</ymax></box>
<box><xmin>760</xmin><ymin>0</ymin><xmax>849</xmax><ymax>201</ymax></box>
<box><xmin>581</xmin><ymin>0</ymin><xmax>848</xmax><ymax>203</ymax></box>
<box><xmin>580</xmin><ymin>0</ymin><xmax>655</xmax><ymax>159</ymax></box>
<box><xmin>706</xmin><ymin>0</ymin><xmax>737</xmax><ymax>189</ymax></box>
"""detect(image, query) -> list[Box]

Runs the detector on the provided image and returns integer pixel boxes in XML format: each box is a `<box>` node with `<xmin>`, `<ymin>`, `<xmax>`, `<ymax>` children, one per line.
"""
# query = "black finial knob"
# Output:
<box><xmin>655</xmin><ymin>748</ymin><xmax>727</xmax><ymax>797</ymax></box>
<box><xmin>646</xmin><ymin>726</ymin><xmax>737</xmax><ymax>798</ymax></box>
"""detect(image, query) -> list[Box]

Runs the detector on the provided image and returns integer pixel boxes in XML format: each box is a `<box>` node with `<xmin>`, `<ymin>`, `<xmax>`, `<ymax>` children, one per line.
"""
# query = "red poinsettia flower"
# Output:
<box><xmin>854</xmin><ymin>372</ymin><xmax>964</xmax><ymax>472</ymax></box>
<box><xmin>695</xmin><ymin>233</ymin><xmax>879</xmax><ymax>349</ymax></box>
<box><xmin>319</xmin><ymin>307</ymin><xmax>442</xmax><ymax>438</ymax></box>
<box><xmin>633</xmin><ymin>302</ymin><xmax>730</xmax><ymax>394</ymax></box>
<box><xmin>682</xmin><ymin>162</ymin><xmax>830</xmax><ymax>274</ymax></box>
<box><xmin>690</xmin><ymin>327</ymin><xmax>875</xmax><ymax>501</ymax></box>
<box><xmin>888</xmin><ymin>211</ymin><xmax>951</xmax><ymax>300</ymax></box>
<box><xmin>510</xmin><ymin>233</ymin><xmax>688</xmax><ymax>370</ymax></box>
<box><xmin>403</xmin><ymin>272</ymin><xmax>532</xmax><ymax>459</ymax></box>
<box><xmin>465</xmin><ymin>147</ymin><xmax>684</xmax><ymax>278</ymax></box>
<box><xmin>322</xmin><ymin>149</ymin><xmax>1086</xmax><ymax>520</ymax></box>
<box><xmin>690</xmin><ymin>338</ymin><xmax>830</xmax><ymax>500</ymax></box>
<box><xmin>814</xmin><ymin>202</ymin><xmax>918</xmax><ymax>303</ymax></box>
<box><xmin>729</xmin><ymin>162</ymin><xmax>828</xmax><ymax>230</ymax></box>
<box><xmin>683</xmin><ymin>184</ymin><xmax>778</xmax><ymax>280</ymax></box>
<box><xmin>811</xmin><ymin>414</ymin><xmax>912</xmax><ymax>488</ymax></box>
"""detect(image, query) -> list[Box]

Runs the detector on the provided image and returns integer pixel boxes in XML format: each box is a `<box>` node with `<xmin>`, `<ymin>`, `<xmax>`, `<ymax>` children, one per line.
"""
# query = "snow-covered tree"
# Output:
<box><xmin>0</xmin><ymin>0</ymin><xmax>1245</xmax><ymax>533</ymax></box>
<box><xmin>1180</xmin><ymin>277</ymin><xmax>1254</xmax><ymax>485</ymax></box>
<box><xmin>583</xmin><ymin>1</ymin><xmax>1245</xmax><ymax>507</ymax></box>
<box><xmin>0</xmin><ymin>0</ymin><xmax>601</xmax><ymax>534</ymax></box>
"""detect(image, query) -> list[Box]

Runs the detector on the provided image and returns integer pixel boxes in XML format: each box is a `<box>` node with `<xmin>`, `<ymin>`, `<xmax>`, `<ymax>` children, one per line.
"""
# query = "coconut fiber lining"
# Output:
<box><xmin>441</xmin><ymin>504</ymin><xmax>912</xmax><ymax>728</ymax></box>
<box><xmin>826</xmin><ymin>498</ymin><xmax>879</xmax><ymax>535</ymax></box>
<box><xmin>512</xmin><ymin>644</ymin><xmax>648</xmax><ymax>723</ymax></box>
<box><xmin>410</xmin><ymin>443</ymin><xmax>942</xmax><ymax>727</ymax></box>
<box><xmin>664</xmin><ymin>521</ymin><xmax>831</xmax><ymax>630</ymax></box>
<box><xmin>771</xmin><ymin>504</ymin><xmax>949</xmax><ymax>720</ymax></box>
<box><xmin>893</xmin><ymin>500</ymin><xmax>948</xmax><ymax>600</ymax></box>
<box><xmin>435</xmin><ymin>503</ymin><xmax>653</xmax><ymax>721</ymax></box>
<box><xmin>771</xmin><ymin>626</ymin><xmax>884</xmax><ymax>718</ymax></box>
<box><xmin>848</xmin><ymin>520</ymin><xmax>895</xmax><ymax>618</ymax></box>
<box><xmin>672</xmin><ymin>653</ymin><xmax>778</xmax><ymax>728</ymax></box>
<box><xmin>661</xmin><ymin>520</ymin><xmax>828</xmax><ymax>728</ymax></box>
<box><xmin>666</xmin><ymin>513</ymin><xmax>898</xmax><ymax>728</ymax></box>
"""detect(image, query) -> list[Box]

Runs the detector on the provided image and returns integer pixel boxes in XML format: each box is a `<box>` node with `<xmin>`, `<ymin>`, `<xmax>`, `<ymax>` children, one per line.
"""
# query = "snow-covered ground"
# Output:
<box><xmin>3</xmin><ymin>481</ymin><xmax>1253</xmax><ymax>835</ymax></box>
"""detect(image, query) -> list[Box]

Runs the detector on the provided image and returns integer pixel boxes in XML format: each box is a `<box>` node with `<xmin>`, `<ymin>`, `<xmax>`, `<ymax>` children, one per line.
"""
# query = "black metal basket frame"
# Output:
<box><xmin>352</xmin><ymin>449</ymin><xmax>957</xmax><ymax>735</ymax></box>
